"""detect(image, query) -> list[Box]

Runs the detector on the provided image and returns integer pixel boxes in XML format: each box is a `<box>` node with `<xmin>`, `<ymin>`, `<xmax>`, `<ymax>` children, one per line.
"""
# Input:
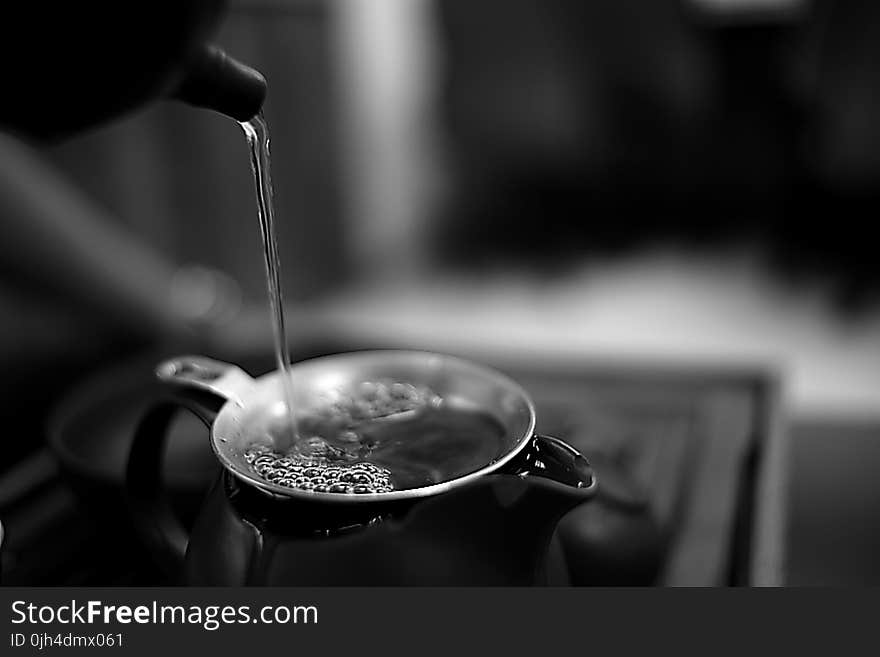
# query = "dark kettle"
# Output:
<box><xmin>126</xmin><ymin>352</ymin><xmax>598</xmax><ymax>585</ymax></box>
<box><xmin>1</xmin><ymin>1</ymin><xmax>266</xmax><ymax>141</ymax></box>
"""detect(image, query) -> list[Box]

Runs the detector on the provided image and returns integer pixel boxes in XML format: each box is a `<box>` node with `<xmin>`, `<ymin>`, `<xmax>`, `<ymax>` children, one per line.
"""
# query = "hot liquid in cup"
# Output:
<box><xmin>243</xmin><ymin>379</ymin><xmax>508</xmax><ymax>494</ymax></box>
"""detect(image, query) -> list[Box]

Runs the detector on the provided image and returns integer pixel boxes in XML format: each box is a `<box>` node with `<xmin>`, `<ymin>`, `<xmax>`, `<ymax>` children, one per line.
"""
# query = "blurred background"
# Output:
<box><xmin>2</xmin><ymin>0</ymin><xmax>880</xmax><ymax>585</ymax></box>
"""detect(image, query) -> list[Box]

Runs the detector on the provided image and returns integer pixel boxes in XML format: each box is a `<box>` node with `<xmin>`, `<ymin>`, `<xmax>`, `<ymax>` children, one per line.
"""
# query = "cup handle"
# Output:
<box><xmin>126</xmin><ymin>357</ymin><xmax>249</xmax><ymax>580</ymax></box>
<box><xmin>502</xmin><ymin>434</ymin><xmax>597</xmax><ymax>495</ymax></box>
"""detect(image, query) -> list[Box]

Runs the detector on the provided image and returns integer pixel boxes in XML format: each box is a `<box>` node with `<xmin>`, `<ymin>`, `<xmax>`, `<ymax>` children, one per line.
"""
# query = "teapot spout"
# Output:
<box><xmin>173</xmin><ymin>44</ymin><xmax>267</xmax><ymax>121</ymax></box>
<box><xmin>491</xmin><ymin>434</ymin><xmax>598</xmax><ymax>548</ymax></box>
<box><xmin>500</xmin><ymin>433</ymin><xmax>598</xmax><ymax>515</ymax></box>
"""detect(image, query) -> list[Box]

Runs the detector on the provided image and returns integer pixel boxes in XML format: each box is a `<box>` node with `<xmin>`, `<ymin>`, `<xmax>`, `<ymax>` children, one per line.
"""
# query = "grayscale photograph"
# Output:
<box><xmin>0</xmin><ymin>0</ymin><xmax>878</xmax><ymax>601</ymax></box>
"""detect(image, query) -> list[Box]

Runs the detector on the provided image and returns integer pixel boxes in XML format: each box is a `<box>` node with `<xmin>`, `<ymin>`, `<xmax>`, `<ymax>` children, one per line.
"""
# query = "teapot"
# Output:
<box><xmin>1</xmin><ymin>0</ymin><xmax>266</xmax><ymax>141</ymax></box>
<box><xmin>126</xmin><ymin>351</ymin><xmax>597</xmax><ymax>585</ymax></box>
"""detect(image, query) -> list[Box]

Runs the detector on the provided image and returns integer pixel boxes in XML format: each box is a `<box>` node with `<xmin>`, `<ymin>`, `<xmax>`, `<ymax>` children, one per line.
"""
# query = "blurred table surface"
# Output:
<box><xmin>507</xmin><ymin>359</ymin><xmax>784</xmax><ymax>586</ymax></box>
<box><xmin>307</xmin><ymin>258</ymin><xmax>880</xmax><ymax>421</ymax></box>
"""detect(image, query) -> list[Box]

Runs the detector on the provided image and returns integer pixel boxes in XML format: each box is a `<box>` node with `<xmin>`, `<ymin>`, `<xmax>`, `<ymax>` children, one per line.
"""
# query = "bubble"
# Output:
<box><xmin>339</xmin><ymin>430</ymin><xmax>360</xmax><ymax>443</ymax></box>
<box><xmin>245</xmin><ymin>445</ymin><xmax>394</xmax><ymax>494</ymax></box>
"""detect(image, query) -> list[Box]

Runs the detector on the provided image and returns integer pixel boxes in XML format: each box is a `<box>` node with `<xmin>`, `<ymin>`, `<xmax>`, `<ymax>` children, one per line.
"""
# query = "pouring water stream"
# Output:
<box><xmin>240</xmin><ymin>114</ymin><xmax>298</xmax><ymax>452</ymax></box>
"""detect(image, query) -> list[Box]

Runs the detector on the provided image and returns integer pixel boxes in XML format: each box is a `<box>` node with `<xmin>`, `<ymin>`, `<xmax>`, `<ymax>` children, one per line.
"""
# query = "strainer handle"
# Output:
<box><xmin>155</xmin><ymin>355</ymin><xmax>255</xmax><ymax>405</ymax></box>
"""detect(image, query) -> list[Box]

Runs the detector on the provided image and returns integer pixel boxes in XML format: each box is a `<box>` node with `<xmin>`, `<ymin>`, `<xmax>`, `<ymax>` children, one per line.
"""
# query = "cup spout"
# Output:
<box><xmin>173</xmin><ymin>44</ymin><xmax>267</xmax><ymax>121</ymax></box>
<box><xmin>503</xmin><ymin>434</ymin><xmax>597</xmax><ymax>499</ymax></box>
<box><xmin>494</xmin><ymin>433</ymin><xmax>598</xmax><ymax>530</ymax></box>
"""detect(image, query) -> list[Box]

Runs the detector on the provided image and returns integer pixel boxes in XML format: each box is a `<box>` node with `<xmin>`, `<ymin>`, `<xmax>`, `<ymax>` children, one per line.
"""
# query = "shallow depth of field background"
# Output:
<box><xmin>2</xmin><ymin>0</ymin><xmax>880</xmax><ymax>584</ymax></box>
